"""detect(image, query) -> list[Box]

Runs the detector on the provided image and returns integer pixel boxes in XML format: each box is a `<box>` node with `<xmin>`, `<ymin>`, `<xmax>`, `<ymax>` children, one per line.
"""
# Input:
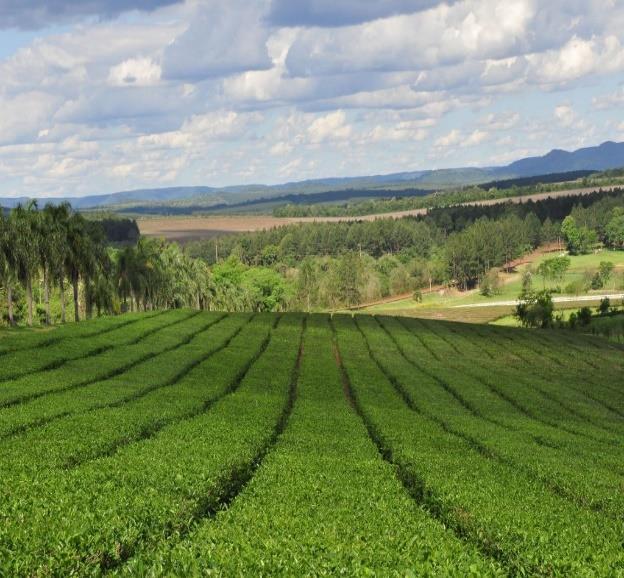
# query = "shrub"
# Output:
<box><xmin>515</xmin><ymin>290</ymin><xmax>554</xmax><ymax>329</ymax></box>
<box><xmin>577</xmin><ymin>307</ymin><xmax>593</xmax><ymax>326</ymax></box>
<box><xmin>598</xmin><ymin>297</ymin><xmax>611</xmax><ymax>316</ymax></box>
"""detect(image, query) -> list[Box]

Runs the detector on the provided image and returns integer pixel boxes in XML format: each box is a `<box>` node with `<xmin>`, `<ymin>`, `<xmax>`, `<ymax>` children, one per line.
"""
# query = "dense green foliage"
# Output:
<box><xmin>0</xmin><ymin>204</ymin><xmax>294</xmax><ymax>325</ymax></box>
<box><xmin>0</xmin><ymin>204</ymin><xmax>214</xmax><ymax>326</ymax></box>
<box><xmin>184</xmin><ymin>188</ymin><xmax>624</xmax><ymax>309</ymax></box>
<box><xmin>578</xmin><ymin>311</ymin><xmax>624</xmax><ymax>342</ymax></box>
<box><xmin>0</xmin><ymin>312</ymin><xmax>621</xmax><ymax>575</ymax></box>
<box><xmin>3</xmin><ymin>188</ymin><xmax>624</xmax><ymax>320</ymax></box>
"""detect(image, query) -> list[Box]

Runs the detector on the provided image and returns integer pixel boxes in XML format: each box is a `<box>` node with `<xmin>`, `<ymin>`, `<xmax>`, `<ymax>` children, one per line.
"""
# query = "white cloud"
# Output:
<box><xmin>270</xmin><ymin>142</ymin><xmax>293</xmax><ymax>156</ymax></box>
<box><xmin>0</xmin><ymin>92</ymin><xmax>61</xmax><ymax>145</ymax></box>
<box><xmin>286</xmin><ymin>0</ymin><xmax>537</xmax><ymax>76</ymax></box>
<box><xmin>0</xmin><ymin>0</ymin><xmax>623</xmax><ymax>197</ymax></box>
<box><xmin>593</xmin><ymin>87</ymin><xmax>624</xmax><ymax>109</ymax></box>
<box><xmin>108</xmin><ymin>57</ymin><xmax>161</xmax><ymax>87</ymax></box>
<box><xmin>307</xmin><ymin>110</ymin><xmax>352</xmax><ymax>143</ymax></box>
<box><xmin>464</xmin><ymin>129</ymin><xmax>488</xmax><ymax>146</ymax></box>
<box><xmin>527</xmin><ymin>35</ymin><xmax>624</xmax><ymax>85</ymax></box>
<box><xmin>367</xmin><ymin>119</ymin><xmax>431</xmax><ymax>142</ymax></box>
<box><xmin>554</xmin><ymin>104</ymin><xmax>576</xmax><ymax>128</ymax></box>
<box><xmin>162</xmin><ymin>0</ymin><xmax>272</xmax><ymax>80</ymax></box>
<box><xmin>434</xmin><ymin>127</ymin><xmax>489</xmax><ymax>149</ymax></box>
<box><xmin>435</xmin><ymin>129</ymin><xmax>462</xmax><ymax>148</ymax></box>
<box><xmin>480</xmin><ymin>112</ymin><xmax>520</xmax><ymax>131</ymax></box>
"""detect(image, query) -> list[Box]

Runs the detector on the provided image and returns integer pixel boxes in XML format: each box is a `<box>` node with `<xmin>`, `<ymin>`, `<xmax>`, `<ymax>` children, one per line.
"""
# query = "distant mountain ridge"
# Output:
<box><xmin>1</xmin><ymin>140</ymin><xmax>623</xmax><ymax>210</ymax></box>
<box><xmin>499</xmin><ymin>141</ymin><xmax>624</xmax><ymax>176</ymax></box>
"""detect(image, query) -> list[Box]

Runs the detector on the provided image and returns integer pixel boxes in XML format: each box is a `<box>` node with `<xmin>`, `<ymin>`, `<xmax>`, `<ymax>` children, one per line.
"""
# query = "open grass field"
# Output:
<box><xmin>364</xmin><ymin>250</ymin><xmax>624</xmax><ymax>323</ymax></box>
<box><xmin>0</xmin><ymin>310</ymin><xmax>623</xmax><ymax>575</ymax></box>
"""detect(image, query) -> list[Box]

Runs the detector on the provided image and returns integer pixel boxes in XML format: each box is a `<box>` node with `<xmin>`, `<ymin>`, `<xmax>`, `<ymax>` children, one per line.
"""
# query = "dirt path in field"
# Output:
<box><xmin>453</xmin><ymin>293</ymin><xmax>624</xmax><ymax>308</ymax></box>
<box><xmin>138</xmin><ymin>185</ymin><xmax>621</xmax><ymax>241</ymax></box>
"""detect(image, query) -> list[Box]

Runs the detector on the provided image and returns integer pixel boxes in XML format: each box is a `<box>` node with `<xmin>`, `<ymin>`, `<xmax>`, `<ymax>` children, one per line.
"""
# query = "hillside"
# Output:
<box><xmin>501</xmin><ymin>141</ymin><xmax>624</xmax><ymax>176</ymax></box>
<box><xmin>0</xmin><ymin>311</ymin><xmax>622</xmax><ymax>574</ymax></box>
<box><xmin>1</xmin><ymin>141</ymin><xmax>622</xmax><ymax>211</ymax></box>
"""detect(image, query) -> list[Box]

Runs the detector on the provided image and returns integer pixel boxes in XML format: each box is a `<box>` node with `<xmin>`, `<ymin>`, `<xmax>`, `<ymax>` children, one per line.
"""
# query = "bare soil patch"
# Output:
<box><xmin>138</xmin><ymin>186</ymin><xmax>620</xmax><ymax>242</ymax></box>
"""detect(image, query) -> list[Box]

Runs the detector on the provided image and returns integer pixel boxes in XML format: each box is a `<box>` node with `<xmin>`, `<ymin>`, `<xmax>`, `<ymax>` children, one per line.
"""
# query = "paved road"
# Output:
<box><xmin>453</xmin><ymin>294</ymin><xmax>624</xmax><ymax>308</ymax></box>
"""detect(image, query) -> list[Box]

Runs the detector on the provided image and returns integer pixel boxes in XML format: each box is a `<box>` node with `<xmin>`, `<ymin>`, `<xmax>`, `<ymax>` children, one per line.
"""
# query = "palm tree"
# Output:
<box><xmin>82</xmin><ymin>221</ymin><xmax>110</xmax><ymax>319</ymax></box>
<box><xmin>10</xmin><ymin>202</ymin><xmax>40</xmax><ymax>326</ymax></box>
<box><xmin>0</xmin><ymin>212</ymin><xmax>17</xmax><ymax>326</ymax></box>
<box><xmin>115</xmin><ymin>245</ymin><xmax>136</xmax><ymax>312</ymax></box>
<box><xmin>38</xmin><ymin>204</ymin><xmax>67</xmax><ymax>325</ymax></box>
<box><xmin>91</xmin><ymin>247</ymin><xmax>116</xmax><ymax>316</ymax></box>
<box><xmin>64</xmin><ymin>212</ymin><xmax>89</xmax><ymax>322</ymax></box>
<box><xmin>45</xmin><ymin>203</ymin><xmax>71</xmax><ymax>323</ymax></box>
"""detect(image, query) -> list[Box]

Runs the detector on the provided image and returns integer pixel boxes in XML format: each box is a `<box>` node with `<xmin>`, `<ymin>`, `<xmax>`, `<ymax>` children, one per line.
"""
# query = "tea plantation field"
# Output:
<box><xmin>0</xmin><ymin>310</ymin><xmax>623</xmax><ymax>576</ymax></box>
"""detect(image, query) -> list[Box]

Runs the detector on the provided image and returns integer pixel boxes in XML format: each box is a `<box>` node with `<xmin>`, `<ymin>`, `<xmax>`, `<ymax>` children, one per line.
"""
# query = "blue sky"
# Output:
<box><xmin>0</xmin><ymin>0</ymin><xmax>623</xmax><ymax>198</ymax></box>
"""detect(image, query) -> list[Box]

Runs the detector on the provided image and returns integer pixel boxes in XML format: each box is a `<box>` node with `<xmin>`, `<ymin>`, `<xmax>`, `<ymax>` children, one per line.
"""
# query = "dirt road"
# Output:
<box><xmin>453</xmin><ymin>294</ymin><xmax>624</xmax><ymax>308</ymax></box>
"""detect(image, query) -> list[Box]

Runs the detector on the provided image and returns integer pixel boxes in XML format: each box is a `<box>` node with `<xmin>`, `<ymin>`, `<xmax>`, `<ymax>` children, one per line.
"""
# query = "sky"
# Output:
<box><xmin>0</xmin><ymin>0</ymin><xmax>623</xmax><ymax>198</ymax></box>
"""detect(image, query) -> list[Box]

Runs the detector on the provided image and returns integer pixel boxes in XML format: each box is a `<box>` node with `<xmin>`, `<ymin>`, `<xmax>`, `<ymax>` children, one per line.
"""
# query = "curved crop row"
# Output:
<box><xmin>0</xmin><ymin>309</ymin><xmax>218</xmax><ymax>410</ymax></box>
<box><xmin>386</xmin><ymin>316</ymin><xmax>624</xmax><ymax>479</ymax></box>
<box><xmin>0</xmin><ymin>314</ymin><xmax>304</xmax><ymax>575</ymax></box>
<box><xmin>0</xmin><ymin>310</ymin><xmax>161</xmax><ymax>356</ymax></box>
<box><xmin>429</xmin><ymin>319</ymin><xmax>624</xmax><ymax>432</ymax></box>
<box><xmin>396</xmin><ymin>317</ymin><xmax>624</xmax><ymax>442</ymax></box>
<box><xmin>357</xmin><ymin>316</ymin><xmax>624</xmax><ymax>519</ymax></box>
<box><xmin>0</xmin><ymin>310</ymin><xmax>185</xmax><ymax>382</ymax></box>
<box><xmin>0</xmin><ymin>313</ymin><xmax>265</xmax><ymax>476</ymax></box>
<box><xmin>122</xmin><ymin>314</ymin><xmax>501</xmax><ymax>576</ymax></box>
<box><xmin>334</xmin><ymin>314</ymin><xmax>624</xmax><ymax>576</ymax></box>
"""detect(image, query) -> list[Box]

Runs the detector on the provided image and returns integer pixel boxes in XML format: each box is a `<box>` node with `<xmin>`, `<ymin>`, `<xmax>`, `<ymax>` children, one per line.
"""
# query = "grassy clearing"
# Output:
<box><xmin>0</xmin><ymin>311</ymin><xmax>621</xmax><ymax>575</ymax></box>
<box><xmin>364</xmin><ymin>250</ymin><xmax>624</xmax><ymax>323</ymax></box>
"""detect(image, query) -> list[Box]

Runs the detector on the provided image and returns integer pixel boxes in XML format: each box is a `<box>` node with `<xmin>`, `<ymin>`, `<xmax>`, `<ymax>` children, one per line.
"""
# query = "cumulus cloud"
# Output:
<box><xmin>0</xmin><ymin>91</ymin><xmax>61</xmax><ymax>145</ymax></box>
<box><xmin>366</xmin><ymin>117</ymin><xmax>434</xmax><ymax>142</ymax></box>
<box><xmin>0</xmin><ymin>0</ymin><xmax>182</xmax><ymax>29</ymax></box>
<box><xmin>527</xmin><ymin>35</ymin><xmax>624</xmax><ymax>85</ymax></box>
<box><xmin>108</xmin><ymin>57</ymin><xmax>161</xmax><ymax>86</ymax></box>
<box><xmin>434</xmin><ymin>129</ymin><xmax>462</xmax><ymax>148</ymax></box>
<box><xmin>162</xmin><ymin>0</ymin><xmax>272</xmax><ymax>80</ymax></box>
<box><xmin>480</xmin><ymin>112</ymin><xmax>520</xmax><ymax>131</ymax></box>
<box><xmin>434</xmin><ymin>128</ymin><xmax>489</xmax><ymax>149</ymax></box>
<box><xmin>0</xmin><ymin>0</ymin><xmax>623</xmax><ymax>197</ymax></box>
<box><xmin>307</xmin><ymin>110</ymin><xmax>352</xmax><ymax>143</ymax></box>
<box><xmin>554</xmin><ymin>105</ymin><xmax>576</xmax><ymax>128</ymax></box>
<box><xmin>464</xmin><ymin>129</ymin><xmax>488</xmax><ymax>146</ymax></box>
<box><xmin>592</xmin><ymin>87</ymin><xmax>624</xmax><ymax>110</ymax></box>
<box><xmin>268</xmin><ymin>0</ymin><xmax>454</xmax><ymax>27</ymax></box>
<box><xmin>286</xmin><ymin>0</ymin><xmax>537</xmax><ymax>76</ymax></box>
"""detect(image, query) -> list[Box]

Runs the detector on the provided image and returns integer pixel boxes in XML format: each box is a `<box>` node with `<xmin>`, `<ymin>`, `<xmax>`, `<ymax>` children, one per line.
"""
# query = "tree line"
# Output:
<box><xmin>0</xmin><ymin>203</ymin><xmax>213</xmax><ymax>326</ymax></box>
<box><xmin>2</xmin><ymin>186</ymin><xmax>624</xmax><ymax>324</ymax></box>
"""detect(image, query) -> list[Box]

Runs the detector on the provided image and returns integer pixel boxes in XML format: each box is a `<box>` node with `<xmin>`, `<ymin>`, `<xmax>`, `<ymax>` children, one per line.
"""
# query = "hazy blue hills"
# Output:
<box><xmin>498</xmin><ymin>141</ymin><xmax>624</xmax><ymax>176</ymax></box>
<box><xmin>1</xmin><ymin>141</ymin><xmax>622</xmax><ymax>210</ymax></box>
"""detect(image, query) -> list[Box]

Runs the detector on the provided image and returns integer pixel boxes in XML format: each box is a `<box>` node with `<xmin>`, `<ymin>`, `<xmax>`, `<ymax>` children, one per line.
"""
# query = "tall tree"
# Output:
<box><xmin>39</xmin><ymin>205</ymin><xmax>68</xmax><ymax>325</ymax></box>
<box><xmin>64</xmin><ymin>213</ymin><xmax>89</xmax><ymax>322</ymax></box>
<box><xmin>46</xmin><ymin>203</ymin><xmax>71</xmax><ymax>323</ymax></box>
<box><xmin>0</xmin><ymin>212</ymin><xmax>17</xmax><ymax>325</ymax></box>
<box><xmin>10</xmin><ymin>202</ymin><xmax>40</xmax><ymax>326</ymax></box>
